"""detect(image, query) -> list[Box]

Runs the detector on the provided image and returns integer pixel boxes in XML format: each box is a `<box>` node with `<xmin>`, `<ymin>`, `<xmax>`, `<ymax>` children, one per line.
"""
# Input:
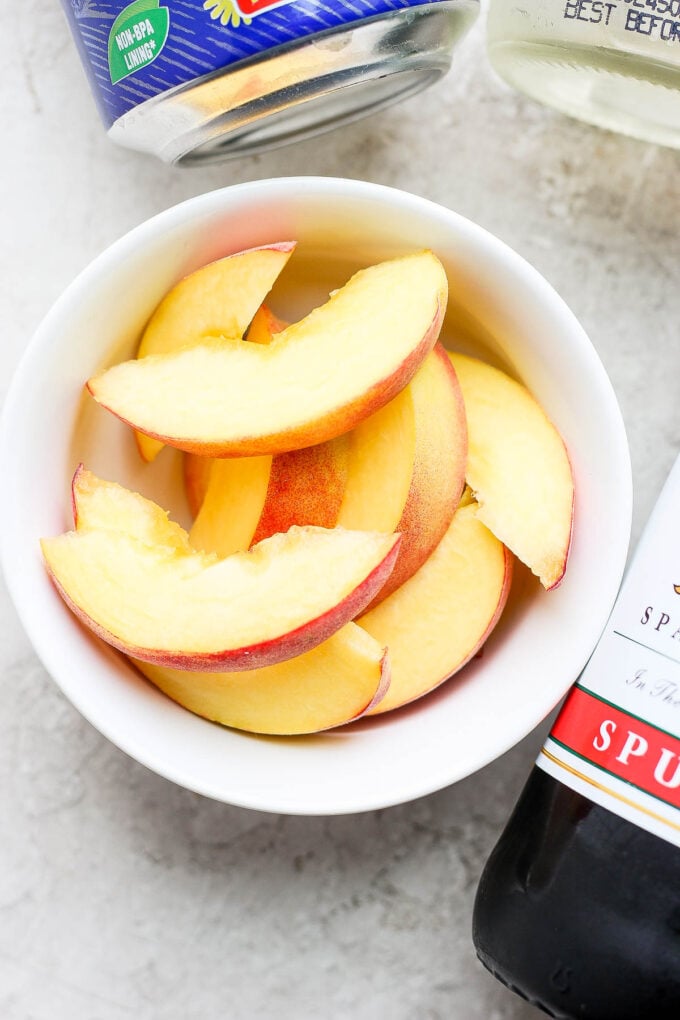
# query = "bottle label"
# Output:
<box><xmin>60</xmin><ymin>0</ymin><xmax>442</xmax><ymax>129</ymax></box>
<box><xmin>538</xmin><ymin>455</ymin><xmax>680</xmax><ymax>848</ymax></box>
<box><xmin>490</xmin><ymin>0</ymin><xmax>680</xmax><ymax>53</ymax></box>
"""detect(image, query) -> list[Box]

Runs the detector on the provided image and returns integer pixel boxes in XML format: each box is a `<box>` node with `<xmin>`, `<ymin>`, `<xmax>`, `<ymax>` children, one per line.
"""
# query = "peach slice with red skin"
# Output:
<box><xmin>448</xmin><ymin>352</ymin><xmax>574</xmax><ymax>590</ymax></box>
<box><xmin>246</xmin><ymin>303</ymin><xmax>288</xmax><ymax>345</ymax></box>
<box><xmin>359</xmin><ymin>501</ymin><xmax>513</xmax><ymax>715</ymax></box>
<box><xmin>251</xmin><ymin>437</ymin><xmax>350</xmax><ymax>545</ymax></box>
<box><xmin>41</xmin><ymin>470</ymin><xmax>400</xmax><ymax>672</ymax></box>
<box><xmin>185</xmin><ymin>302</ymin><xmax>333</xmax><ymax>549</ymax></box>
<box><xmin>186</xmin><ymin>344</ymin><xmax>466</xmax><ymax>601</ymax></box>
<box><xmin>72</xmin><ymin>467</ymin><xmax>392</xmax><ymax>734</ymax></box>
<box><xmin>87</xmin><ymin>251</ymin><xmax>448</xmax><ymax>457</ymax></box>
<box><xmin>133</xmin><ymin>624</ymin><xmax>391</xmax><ymax>736</ymax></box>
<box><xmin>185</xmin><ymin>302</ymin><xmax>351</xmax><ymax>555</ymax></box>
<box><xmin>337</xmin><ymin>343</ymin><xmax>466</xmax><ymax>604</ymax></box>
<box><xmin>135</xmin><ymin>243</ymin><xmax>295</xmax><ymax>462</ymax></box>
<box><xmin>188</xmin><ymin>438</ymin><xmax>350</xmax><ymax>559</ymax></box>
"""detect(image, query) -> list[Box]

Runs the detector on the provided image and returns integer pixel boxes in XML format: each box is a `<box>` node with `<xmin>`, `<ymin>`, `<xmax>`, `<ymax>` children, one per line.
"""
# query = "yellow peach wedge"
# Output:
<box><xmin>41</xmin><ymin>470</ymin><xmax>401</xmax><ymax>672</ymax></box>
<box><xmin>87</xmin><ymin>251</ymin><xmax>448</xmax><ymax>457</ymax></box>
<box><xmin>359</xmin><ymin>501</ymin><xmax>513</xmax><ymax>715</ymax></box>
<box><xmin>134</xmin><ymin>623</ymin><xmax>390</xmax><ymax>736</ymax></box>
<box><xmin>448</xmin><ymin>352</ymin><xmax>574</xmax><ymax>590</ymax></box>
<box><xmin>186</xmin><ymin>345</ymin><xmax>466</xmax><ymax>603</ymax></box>
<box><xmin>136</xmin><ymin>243</ymin><xmax>295</xmax><ymax>462</ymax></box>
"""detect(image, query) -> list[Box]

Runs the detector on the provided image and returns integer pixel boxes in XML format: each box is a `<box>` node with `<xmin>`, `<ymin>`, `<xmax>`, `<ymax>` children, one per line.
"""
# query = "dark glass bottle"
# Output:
<box><xmin>474</xmin><ymin>768</ymin><xmax>680</xmax><ymax>1018</ymax></box>
<box><xmin>473</xmin><ymin>456</ymin><xmax>680</xmax><ymax>1020</ymax></box>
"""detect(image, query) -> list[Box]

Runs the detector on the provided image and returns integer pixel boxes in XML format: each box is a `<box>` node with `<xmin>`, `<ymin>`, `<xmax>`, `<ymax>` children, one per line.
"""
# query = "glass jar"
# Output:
<box><xmin>487</xmin><ymin>0</ymin><xmax>680</xmax><ymax>149</ymax></box>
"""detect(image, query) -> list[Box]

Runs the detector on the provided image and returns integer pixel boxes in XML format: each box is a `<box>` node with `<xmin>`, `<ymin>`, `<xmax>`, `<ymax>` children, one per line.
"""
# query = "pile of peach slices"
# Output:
<box><xmin>41</xmin><ymin>243</ymin><xmax>574</xmax><ymax>736</ymax></box>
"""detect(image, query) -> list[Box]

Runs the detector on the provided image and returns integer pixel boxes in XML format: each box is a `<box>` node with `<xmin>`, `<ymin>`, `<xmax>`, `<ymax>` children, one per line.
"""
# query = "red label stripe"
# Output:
<box><xmin>238</xmin><ymin>0</ymin><xmax>296</xmax><ymax>14</ymax></box>
<box><xmin>551</xmin><ymin>687</ymin><xmax>680</xmax><ymax>810</ymax></box>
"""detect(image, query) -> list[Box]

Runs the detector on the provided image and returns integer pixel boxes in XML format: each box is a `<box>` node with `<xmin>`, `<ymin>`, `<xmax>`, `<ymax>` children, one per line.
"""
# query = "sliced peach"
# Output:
<box><xmin>251</xmin><ymin>436</ymin><xmax>350</xmax><ymax>546</ymax></box>
<box><xmin>185</xmin><ymin>345</ymin><xmax>466</xmax><ymax>601</ymax></box>
<box><xmin>337</xmin><ymin>343</ymin><xmax>466</xmax><ymax>603</ymax></box>
<box><xmin>136</xmin><ymin>243</ymin><xmax>295</xmax><ymax>462</ymax></box>
<box><xmin>359</xmin><ymin>502</ymin><xmax>513</xmax><ymax>714</ymax></box>
<box><xmin>186</xmin><ymin>438</ymin><xmax>351</xmax><ymax>557</ymax></box>
<box><xmin>133</xmin><ymin>623</ymin><xmax>390</xmax><ymax>736</ymax></box>
<box><xmin>448</xmin><ymin>352</ymin><xmax>574</xmax><ymax>590</ymax></box>
<box><xmin>246</xmin><ymin>304</ymin><xmax>287</xmax><ymax>345</ymax></box>
<box><xmin>183</xmin><ymin>301</ymin><xmax>284</xmax><ymax>523</ymax></box>
<box><xmin>42</xmin><ymin>471</ymin><xmax>401</xmax><ymax>671</ymax></box>
<box><xmin>188</xmin><ymin>456</ymin><xmax>272</xmax><ymax>558</ymax></box>
<box><xmin>87</xmin><ymin>251</ymin><xmax>448</xmax><ymax>457</ymax></box>
<box><xmin>72</xmin><ymin>464</ymin><xmax>192</xmax><ymax>552</ymax></box>
<box><xmin>184</xmin><ymin>453</ymin><xmax>214</xmax><ymax>518</ymax></box>
<box><xmin>72</xmin><ymin>468</ymin><xmax>392</xmax><ymax>734</ymax></box>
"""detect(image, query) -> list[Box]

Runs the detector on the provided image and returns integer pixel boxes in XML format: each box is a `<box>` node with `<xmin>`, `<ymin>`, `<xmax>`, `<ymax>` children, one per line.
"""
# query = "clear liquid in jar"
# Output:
<box><xmin>487</xmin><ymin>1</ymin><xmax>680</xmax><ymax>149</ymax></box>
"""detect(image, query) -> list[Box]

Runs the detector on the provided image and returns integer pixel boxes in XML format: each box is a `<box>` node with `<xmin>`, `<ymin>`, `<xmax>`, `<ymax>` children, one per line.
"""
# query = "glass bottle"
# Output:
<box><xmin>473</xmin><ymin>453</ymin><xmax>680</xmax><ymax>1019</ymax></box>
<box><xmin>487</xmin><ymin>1</ymin><xmax>680</xmax><ymax>150</ymax></box>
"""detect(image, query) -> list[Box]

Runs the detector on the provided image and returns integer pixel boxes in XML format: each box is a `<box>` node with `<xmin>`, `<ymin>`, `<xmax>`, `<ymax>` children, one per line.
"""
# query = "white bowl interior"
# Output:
<box><xmin>0</xmin><ymin>179</ymin><xmax>631</xmax><ymax>814</ymax></box>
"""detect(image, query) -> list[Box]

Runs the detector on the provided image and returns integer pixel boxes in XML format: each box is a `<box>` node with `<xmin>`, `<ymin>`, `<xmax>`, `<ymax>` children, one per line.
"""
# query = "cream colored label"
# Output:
<box><xmin>538</xmin><ymin>455</ymin><xmax>680</xmax><ymax>848</ymax></box>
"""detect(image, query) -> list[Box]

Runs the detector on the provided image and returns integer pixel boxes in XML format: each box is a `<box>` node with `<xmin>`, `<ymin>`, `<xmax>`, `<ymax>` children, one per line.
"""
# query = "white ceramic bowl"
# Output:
<box><xmin>0</xmin><ymin>178</ymin><xmax>631</xmax><ymax>815</ymax></box>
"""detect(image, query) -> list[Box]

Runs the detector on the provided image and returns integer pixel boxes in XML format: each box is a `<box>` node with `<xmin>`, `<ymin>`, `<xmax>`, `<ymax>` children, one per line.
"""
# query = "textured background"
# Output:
<box><xmin>2</xmin><ymin>2</ymin><xmax>679</xmax><ymax>1017</ymax></box>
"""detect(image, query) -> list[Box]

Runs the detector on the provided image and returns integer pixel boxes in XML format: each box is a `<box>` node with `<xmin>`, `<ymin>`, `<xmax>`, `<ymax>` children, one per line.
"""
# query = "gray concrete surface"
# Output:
<box><xmin>2</xmin><ymin>2</ymin><xmax>678</xmax><ymax>1017</ymax></box>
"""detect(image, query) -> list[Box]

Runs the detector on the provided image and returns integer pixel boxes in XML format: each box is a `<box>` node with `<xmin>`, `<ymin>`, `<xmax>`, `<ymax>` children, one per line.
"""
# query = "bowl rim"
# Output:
<box><xmin>0</xmin><ymin>177</ymin><xmax>632</xmax><ymax>814</ymax></box>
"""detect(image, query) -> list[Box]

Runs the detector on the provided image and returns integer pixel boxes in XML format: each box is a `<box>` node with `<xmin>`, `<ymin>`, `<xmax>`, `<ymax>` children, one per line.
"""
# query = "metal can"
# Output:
<box><xmin>61</xmin><ymin>1</ymin><xmax>479</xmax><ymax>165</ymax></box>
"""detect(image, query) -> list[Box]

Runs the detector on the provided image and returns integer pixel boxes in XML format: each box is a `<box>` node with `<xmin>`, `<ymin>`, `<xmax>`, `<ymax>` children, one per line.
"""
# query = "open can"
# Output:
<box><xmin>61</xmin><ymin>0</ymin><xmax>479</xmax><ymax>165</ymax></box>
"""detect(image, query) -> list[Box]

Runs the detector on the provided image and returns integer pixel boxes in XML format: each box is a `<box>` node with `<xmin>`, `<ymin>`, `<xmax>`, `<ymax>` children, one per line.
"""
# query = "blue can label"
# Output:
<box><xmin>62</xmin><ymin>0</ymin><xmax>443</xmax><ymax>128</ymax></box>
